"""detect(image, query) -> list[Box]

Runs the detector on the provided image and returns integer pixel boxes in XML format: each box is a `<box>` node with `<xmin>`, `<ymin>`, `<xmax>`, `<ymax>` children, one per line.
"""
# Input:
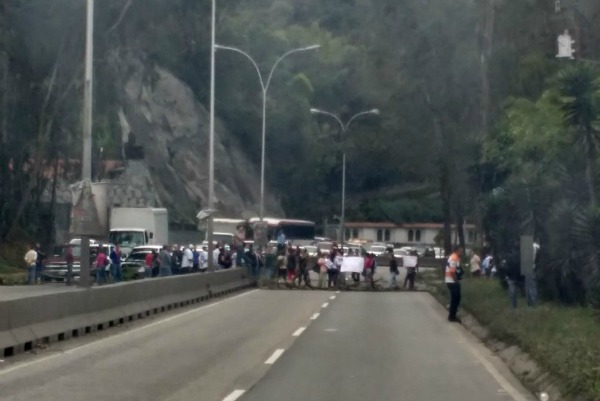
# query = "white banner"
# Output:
<box><xmin>341</xmin><ymin>257</ymin><xmax>364</xmax><ymax>273</ymax></box>
<box><xmin>403</xmin><ymin>255</ymin><xmax>418</xmax><ymax>268</ymax></box>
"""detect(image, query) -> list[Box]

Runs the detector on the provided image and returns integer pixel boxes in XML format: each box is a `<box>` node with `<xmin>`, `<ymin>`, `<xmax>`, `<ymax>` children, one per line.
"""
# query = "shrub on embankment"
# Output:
<box><xmin>0</xmin><ymin>242</ymin><xmax>29</xmax><ymax>285</ymax></box>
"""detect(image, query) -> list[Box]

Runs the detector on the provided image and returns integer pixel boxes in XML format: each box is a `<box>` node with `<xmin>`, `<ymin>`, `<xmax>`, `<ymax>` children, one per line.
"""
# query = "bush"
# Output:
<box><xmin>0</xmin><ymin>241</ymin><xmax>29</xmax><ymax>269</ymax></box>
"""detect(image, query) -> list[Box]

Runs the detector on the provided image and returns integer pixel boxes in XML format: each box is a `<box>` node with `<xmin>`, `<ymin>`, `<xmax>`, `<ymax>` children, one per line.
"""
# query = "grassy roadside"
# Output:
<box><xmin>423</xmin><ymin>273</ymin><xmax>600</xmax><ymax>401</ymax></box>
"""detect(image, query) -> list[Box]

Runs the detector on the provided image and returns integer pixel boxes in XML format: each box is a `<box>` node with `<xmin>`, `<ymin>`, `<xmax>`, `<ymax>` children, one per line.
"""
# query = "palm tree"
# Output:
<box><xmin>558</xmin><ymin>63</ymin><xmax>600</xmax><ymax>207</ymax></box>
<box><xmin>557</xmin><ymin>64</ymin><xmax>600</xmax><ymax>208</ymax></box>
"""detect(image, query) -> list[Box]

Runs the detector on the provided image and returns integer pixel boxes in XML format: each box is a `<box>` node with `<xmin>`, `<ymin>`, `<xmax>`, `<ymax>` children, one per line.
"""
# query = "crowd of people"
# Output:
<box><xmin>24</xmin><ymin>237</ymin><xmax>422</xmax><ymax>290</ymax></box>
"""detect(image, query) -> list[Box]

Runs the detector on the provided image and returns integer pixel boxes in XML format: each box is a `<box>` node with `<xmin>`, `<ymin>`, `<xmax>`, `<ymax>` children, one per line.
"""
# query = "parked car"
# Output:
<box><xmin>302</xmin><ymin>245</ymin><xmax>318</xmax><ymax>257</ymax></box>
<box><xmin>316</xmin><ymin>241</ymin><xmax>334</xmax><ymax>256</ymax></box>
<box><xmin>121</xmin><ymin>245</ymin><xmax>164</xmax><ymax>277</ymax></box>
<box><xmin>368</xmin><ymin>244</ymin><xmax>387</xmax><ymax>256</ymax></box>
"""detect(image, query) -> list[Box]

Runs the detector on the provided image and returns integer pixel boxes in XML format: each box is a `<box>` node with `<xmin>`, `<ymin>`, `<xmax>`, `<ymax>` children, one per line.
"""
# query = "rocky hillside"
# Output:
<box><xmin>111</xmin><ymin>53</ymin><xmax>283</xmax><ymax>223</ymax></box>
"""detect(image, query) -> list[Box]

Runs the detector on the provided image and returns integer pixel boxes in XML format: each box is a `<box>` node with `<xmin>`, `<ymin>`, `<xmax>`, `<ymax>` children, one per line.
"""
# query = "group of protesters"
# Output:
<box><xmin>272</xmin><ymin>242</ymin><xmax>420</xmax><ymax>290</ymax></box>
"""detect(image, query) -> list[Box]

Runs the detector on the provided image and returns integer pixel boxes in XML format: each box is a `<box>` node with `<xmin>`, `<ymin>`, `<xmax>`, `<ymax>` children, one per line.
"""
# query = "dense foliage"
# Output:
<box><xmin>2</xmin><ymin>0</ymin><xmax>600</xmax><ymax>305</ymax></box>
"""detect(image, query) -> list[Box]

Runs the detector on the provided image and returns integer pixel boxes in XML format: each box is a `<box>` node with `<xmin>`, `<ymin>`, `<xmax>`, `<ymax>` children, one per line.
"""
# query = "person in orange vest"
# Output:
<box><xmin>445</xmin><ymin>245</ymin><xmax>464</xmax><ymax>322</ymax></box>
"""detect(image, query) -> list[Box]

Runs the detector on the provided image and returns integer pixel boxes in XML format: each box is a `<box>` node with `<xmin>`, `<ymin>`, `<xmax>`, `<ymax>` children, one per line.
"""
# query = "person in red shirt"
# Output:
<box><xmin>95</xmin><ymin>247</ymin><xmax>108</xmax><ymax>286</ymax></box>
<box><xmin>144</xmin><ymin>251</ymin><xmax>154</xmax><ymax>279</ymax></box>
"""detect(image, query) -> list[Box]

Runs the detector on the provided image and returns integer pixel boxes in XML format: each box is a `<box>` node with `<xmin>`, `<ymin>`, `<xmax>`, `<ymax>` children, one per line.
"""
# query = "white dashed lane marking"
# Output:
<box><xmin>264</xmin><ymin>349</ymin><xmax>285</xmax><ymax>365</ymax></box>
<box><xmin>223</xmin><ymin>389</ymin><xmax>246</xmax><ymax>401</ymax></box>
<box><xmin>292</xmin><ymin>327</ymin><xmax>306</xmax><ymax>337</ymax></box>
<box><xmin>322</xmin><ymin>303</ymin><xmax>329</xmax><ymax>308</ymax></box>
<box><xmin>310</xmin><ymin>313</ymin><xmax>320</xmax><ymax>320</ymax></box>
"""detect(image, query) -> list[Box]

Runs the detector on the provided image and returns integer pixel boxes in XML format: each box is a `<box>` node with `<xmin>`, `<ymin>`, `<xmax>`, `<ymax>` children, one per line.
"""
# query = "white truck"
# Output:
<box><xmin>108</xmin><ymin>208</ymin><xmax>169</xmax><ymax>259</ymax></box>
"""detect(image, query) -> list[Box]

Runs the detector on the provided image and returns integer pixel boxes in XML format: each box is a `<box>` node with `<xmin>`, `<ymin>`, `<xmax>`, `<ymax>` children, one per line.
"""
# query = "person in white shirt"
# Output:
<box><xmin>213</xmin><ymin>244</ymin><xmax>222</xmax><ymax>270</ymax></box>
<box><xmin>470</xmin><ymin>252</ymin><xmax>482</xmax><ymax>276</ymax></box>
<box><xmin>24</xmin><ymin>244</ymin><xmax>38</xmax><ymax>285</ymax></box>
<box><xmin>181</xmin><ymin>244</ymin><xmax>194</xmax><ymax>272</ymax></box>
<box><xmin>199</xmin><ymin>246</ymin><xmax>209</xmax><ymax>272</ymax></box>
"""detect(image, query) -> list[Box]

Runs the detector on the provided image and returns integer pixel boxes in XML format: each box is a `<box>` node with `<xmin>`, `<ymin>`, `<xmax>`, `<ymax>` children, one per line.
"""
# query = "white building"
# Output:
<box><xmin>344</xmin><ymin>222</ymin><xmax>479</xmax><ymax>246</ymax></box>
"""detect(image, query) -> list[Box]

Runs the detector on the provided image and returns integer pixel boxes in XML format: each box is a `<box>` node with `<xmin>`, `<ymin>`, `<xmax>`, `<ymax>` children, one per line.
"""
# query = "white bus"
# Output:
<box><xmin>247</xmin><ymin>217</ymin><xmax>316</xmax><ymax>245</ymax></box>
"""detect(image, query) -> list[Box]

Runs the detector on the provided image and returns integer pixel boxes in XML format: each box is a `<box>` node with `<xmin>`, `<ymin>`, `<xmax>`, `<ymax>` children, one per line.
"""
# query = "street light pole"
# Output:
<box><xmin>79</xmin><ymin>0</ymin><xmax>95</xmax><ymax>288</ymax></box>
<box><xmin>310</xmin><ymin>108</ymin><xmax>380</xmax><ymax>251</ymax></box>
<box><xmin>215</xmin><ymin>44</ymin><xmax>320</xmax><ymax>221</ymax></box>
<box><xmin>207</xmin><ymin>0</ymin><xmax>216</xmax><ymax>272</ymax></box>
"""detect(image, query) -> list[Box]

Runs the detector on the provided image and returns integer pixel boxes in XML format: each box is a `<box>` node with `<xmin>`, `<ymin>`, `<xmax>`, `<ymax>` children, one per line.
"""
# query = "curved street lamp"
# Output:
<box><xmin>310</xmin><ymin>108</ymin><xmax>380</xmax><ymax>249</ymax></box>
<box><xmin>216</xmin><ymin>44</ymin><xmax>320</xmax><ymax>222</ymax></box>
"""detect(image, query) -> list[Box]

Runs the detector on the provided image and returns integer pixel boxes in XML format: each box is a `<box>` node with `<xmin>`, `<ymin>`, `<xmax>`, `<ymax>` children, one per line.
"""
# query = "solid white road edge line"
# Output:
<box><xmin>0</xmin><ymin>289</ymin><xmax>259</xmax><ymax>377</ymax></box>
<box><xmin>223</xmin><ymin>389</ymin><xmax>246</xmax><ymax>401</ymax></box>
<box><xmin>292</xmin><ymin>327</ymin><xmax>306</xmax><ymax>337</ymax></box>
<box><xmin>310</xmin><ymin>313</ymin><xmax>320</xmax><ymax>320</ymax></box>
<box><xmin>322</xmin><ymin>302</ymin><xmax>329</xmax><ymax>308</ymax></box>
<box><xmin>449</xmin><ymin>324</ymin><xmax>529</xmax><ymax>401</ymax></box>
<box><xmin>264</xmin><ymin>349</ymin><xmax>285</xmax><ymax>365</ymax></box>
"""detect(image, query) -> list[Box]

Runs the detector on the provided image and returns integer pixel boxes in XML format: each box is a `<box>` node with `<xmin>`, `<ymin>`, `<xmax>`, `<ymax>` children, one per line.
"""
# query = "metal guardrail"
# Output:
<box><xmin>0</xmin><ymin>269</ymin><xmax>253</xmax><ymax>358</ymax></box>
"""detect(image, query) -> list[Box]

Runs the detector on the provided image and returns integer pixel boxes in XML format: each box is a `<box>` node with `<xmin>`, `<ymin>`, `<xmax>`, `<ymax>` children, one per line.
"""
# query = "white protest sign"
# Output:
<box><xmin>341</xmin><ymin>257</ymin><xmax>364</xmax><ymax>273</ymax></box>
<box><xmin>402</xmin><ymin>255</ymin><xmax>418</xmax><ymax>268</ymax></box>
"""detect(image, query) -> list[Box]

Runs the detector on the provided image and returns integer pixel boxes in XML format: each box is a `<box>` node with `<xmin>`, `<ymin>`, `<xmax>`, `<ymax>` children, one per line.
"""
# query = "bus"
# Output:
<box><xmin>247</xmin><ymin>217</ymin><xmax>316</xmax><ymax>245</ymax></box>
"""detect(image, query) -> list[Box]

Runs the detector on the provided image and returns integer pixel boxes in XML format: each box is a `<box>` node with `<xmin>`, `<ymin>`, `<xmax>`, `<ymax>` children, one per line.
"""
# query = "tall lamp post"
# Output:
<box><xmin>215</xmin><ymin>44</ymin><xmax>320</xmax><ymax>222</ymax></box>
<box><xmin>78</xmin><ymin>0</ymin><xmax>95</xmax><ymax>287</ymax></box>
<box><xmin>310</xmin><ymin>108</ymin><xmax>380</xmax><ymax>250</ymax></box>
<box><xmin>207</xmin><ymin>0</ymin><xmax>217</xmax><ymax>271</ymax></box>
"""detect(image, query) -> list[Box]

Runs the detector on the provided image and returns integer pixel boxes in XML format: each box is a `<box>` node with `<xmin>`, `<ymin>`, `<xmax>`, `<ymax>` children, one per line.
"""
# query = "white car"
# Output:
<box><xmin>368</xmin><ymin>245</ymin><xmax>387</xmax><ymax>256</ymax></box>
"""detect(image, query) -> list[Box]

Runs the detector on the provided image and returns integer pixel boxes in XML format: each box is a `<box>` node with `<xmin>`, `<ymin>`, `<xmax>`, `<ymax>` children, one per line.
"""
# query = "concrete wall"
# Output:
<box><xmin>0</xmin><ymin>269</ymin><xmax>252</xmax><ymax>358</ymax></box>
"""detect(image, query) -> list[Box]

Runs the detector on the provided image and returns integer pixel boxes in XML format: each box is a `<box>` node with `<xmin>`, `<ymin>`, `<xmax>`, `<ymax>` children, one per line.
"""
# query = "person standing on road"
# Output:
<box><xmin>389</xmin><ymin>253</ymin><xmax>399</xmax><ymax>289</ymax></box>
<box><xmin>199</xmin><ymin>246</ymin><xmax>209</xmax><ymax>273</ymax></box>
<box><xmin>144</xmin><ymin>251</ymin><xmax>154</xmax><ymax>279</ymax></box>
<box><xmin>24</xmin><ymin>243</ymin><xmax>38</xmax><ymax>285</ymax></box>
<box><xmin>317</xmin><ymin>252</ymin><xmax>328</xmax><ymax>289</ymax></box>
<box><xmin>403</xmin><ymin>250</ymin><xmax>419</xmax><ymax>290</ymax></box>
<box><xmin>326</xmin><ymin>250</ymin><xmax>339</xmax><ymax>289</ymax></box>
<box><xmin>219</xmin><ymin>245</ymin><xmax>233</xmax><ymax>269</ymax></box>
<box><xmin>213</xmin><ymin>243</ymin><xmax>222</xmax><ymax>270</ymax></box>
<box><xmin>445</xmin><ymin>245</ymin><xmax>464</xmax><ymax>322</ymax></box>
<box><xmin>181</xmin><ymin>244</ymin><xmax>194</xmax><ymax>274</ymax></box>
<box><xmin>95</xmin><ymin>246</ymin><xmax>109</xmax><ymax>285</ymax></box>
<box><xmin>297</xmin><ymin>248</ymin><xmax>312</xmax><ymax>288</ymax></box>
<box><xmin>192</xmin><ymin>246</ymin><xmax>200</xmax><ymax>272</ymax></box>
<box><xmin>244</xmin><ymin>244</ymin><xmax>258</xmax><ymax>278</ymax></box>
<box><xmin>159</xmin><ymin>245</ymin><xmax>173</xmax><ymax>277</ymax></box>
<box><xmin>110</xmin><ymin>245</ymin><xmax>122</xmax><ymax>283</ymax></box>
<box><xmin>277</xmin><ymin>249</ymin><xmax>287</xmax><ymax>287</ymax></box>
<box><xmin>363</xmin><ymin>253</ymin><xmax>376</xmax><ymax>289</ymax></box>
<box><xmin>171</xmin><ymin>244</ymin><xmax>182</xmax><ymax>272</ymax></box>
<box><xmin>35</xmin><ymin>244</ymin><xmax>46</xmax><ymax>284</ymax></box>
<box><xmin>286</xmin><ymin>247</ymin><xmax>298</xmax><ymax>285</ymax></box>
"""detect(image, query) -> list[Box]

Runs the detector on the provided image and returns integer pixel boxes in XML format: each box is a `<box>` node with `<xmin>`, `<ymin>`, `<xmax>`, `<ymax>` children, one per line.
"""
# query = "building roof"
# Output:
<box><xmin>345</xmin><ymin>222</ymin><xmax>398</xmax><ymax>229</ymax></box>
<box><xmin>345</xmin><ymin>222</ymin><xmax>476</xmax><ymax>230</ymax></box>
<box><xmin>402</xmin><ymin>223</ymin><xmax>476</xmax><ymax>230</ymax></box>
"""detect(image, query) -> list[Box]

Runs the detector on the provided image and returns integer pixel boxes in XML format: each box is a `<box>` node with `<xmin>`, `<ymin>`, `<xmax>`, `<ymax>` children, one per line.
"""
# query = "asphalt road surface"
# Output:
<box><xmin>0</xmin><ymin>289</ymin><xmax>535</xmax><ymax>401</ymax></box>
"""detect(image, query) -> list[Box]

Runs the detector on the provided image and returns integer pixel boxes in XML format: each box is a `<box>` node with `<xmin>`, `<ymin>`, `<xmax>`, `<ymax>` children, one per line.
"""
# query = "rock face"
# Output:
<box><xmin>113</xmin><ymin>54</ymin><xmax>283</xmax><ymax>224</ymax></box>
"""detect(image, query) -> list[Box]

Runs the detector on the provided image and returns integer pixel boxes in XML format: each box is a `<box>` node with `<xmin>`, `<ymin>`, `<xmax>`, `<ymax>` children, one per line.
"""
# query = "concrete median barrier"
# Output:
<box><xmin>0</xmin><ymin>269</ymin><xmax>254</xmax><ymax>357</ymax></box>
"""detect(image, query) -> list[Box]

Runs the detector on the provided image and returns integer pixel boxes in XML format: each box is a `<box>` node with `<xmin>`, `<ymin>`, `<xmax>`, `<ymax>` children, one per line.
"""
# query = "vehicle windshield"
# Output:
<box><xmin>109</xmin><ymin>231</ymin><xmax>145</xmax><ymax>248</ymax></box>
<box><xmin>369</xmin><ymin>246</ymin><xmax>386</xmax><ymax>253</ymax></box>
<box><xmin>126</xmin><ymin>251</ymin><xmax>151</xmax><ymax>262</ymax></box>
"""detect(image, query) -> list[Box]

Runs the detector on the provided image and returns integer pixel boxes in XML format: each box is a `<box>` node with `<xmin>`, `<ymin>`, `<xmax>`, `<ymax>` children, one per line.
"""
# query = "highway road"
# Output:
<box><xmin>0</xmin><ymin>289</ymin><xmax>535</xmax><ymax>401</ymax></box>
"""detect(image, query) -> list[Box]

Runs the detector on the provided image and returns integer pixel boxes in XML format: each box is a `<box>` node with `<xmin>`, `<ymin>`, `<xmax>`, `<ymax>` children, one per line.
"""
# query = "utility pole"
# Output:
<box><xmin>207</xmin><ymin>0</ymin><xmax>216</xmax><ymax>271</ymax></box>
<box><xmin>79</xmin><ymin>0</ymin><xmax>94</xmax><ymax>288</ymax></box>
